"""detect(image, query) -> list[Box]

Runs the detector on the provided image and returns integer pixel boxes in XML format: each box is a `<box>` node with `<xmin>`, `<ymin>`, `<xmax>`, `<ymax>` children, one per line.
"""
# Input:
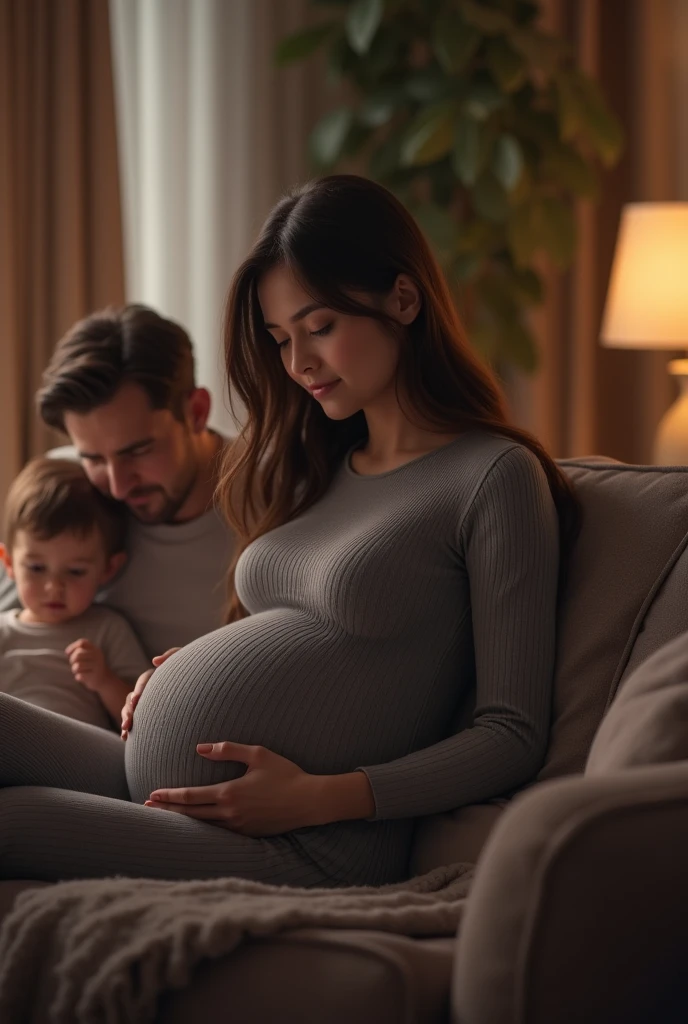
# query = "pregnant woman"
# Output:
<box><xmin>0</xmin><ymin>175</ymin><xmax>579</xmax><ymax>888</ymax></box>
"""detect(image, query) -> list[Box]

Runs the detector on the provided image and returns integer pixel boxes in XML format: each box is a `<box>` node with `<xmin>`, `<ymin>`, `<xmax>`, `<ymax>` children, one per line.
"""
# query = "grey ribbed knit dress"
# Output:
<box><xmin>0</xmin><ymin>432</ymin><xmax>559</xmax><ymax>887</ymax></box>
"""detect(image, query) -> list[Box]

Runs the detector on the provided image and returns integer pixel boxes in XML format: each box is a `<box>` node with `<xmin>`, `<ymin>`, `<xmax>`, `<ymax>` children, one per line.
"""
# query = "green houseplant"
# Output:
<box><xmin>276</xmin><ymin>0</ymin><xmax>623</xmax><ymax>371</ymax></box>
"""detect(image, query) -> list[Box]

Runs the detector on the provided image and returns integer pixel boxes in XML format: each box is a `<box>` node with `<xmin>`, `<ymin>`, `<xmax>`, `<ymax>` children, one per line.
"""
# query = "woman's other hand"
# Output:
<box><xmin>145</xmin><ymin>743</ymin><xmax>319</xmax><ymax>835</ymax></box>
<box><xmin>120</xmin><ymin>647</ymin><xmax>180</xmax><ymax>740</ymax></box>
<box><xmin>144</xmin><ymin>742</ymin><xmax>376</xmax><ymax>835</ymax></box>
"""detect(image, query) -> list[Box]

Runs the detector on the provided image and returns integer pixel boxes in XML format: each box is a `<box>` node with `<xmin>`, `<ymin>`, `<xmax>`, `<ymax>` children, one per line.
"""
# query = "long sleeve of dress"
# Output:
<box><xmin>358</xmin><ymin>445</ymin><xmax>560</xmax><ymax>820</ymax></box>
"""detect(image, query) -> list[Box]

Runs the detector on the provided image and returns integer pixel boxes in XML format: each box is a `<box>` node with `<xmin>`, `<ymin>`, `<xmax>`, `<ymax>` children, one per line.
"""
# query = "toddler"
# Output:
<box><xmin>0</xmin><ymin>457</ymin><xmax>149</xmax><ymax>728</ymax></box>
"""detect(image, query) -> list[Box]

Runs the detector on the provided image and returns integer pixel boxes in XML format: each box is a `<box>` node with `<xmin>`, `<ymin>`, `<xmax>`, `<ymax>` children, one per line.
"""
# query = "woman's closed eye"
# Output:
<box><xmin>276</xmin><ymin>322</ymin><xmax>334</xmax><ymax>349</ymax></box>
<box><xmin>310</xmin><ymin>322</ymin><xmax>334</xmax><ymax>338</ymax></box>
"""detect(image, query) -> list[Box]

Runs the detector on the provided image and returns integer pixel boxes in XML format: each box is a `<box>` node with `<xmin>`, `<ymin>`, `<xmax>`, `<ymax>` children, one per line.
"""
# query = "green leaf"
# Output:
<box><xmin>472</xmin><ymin>173</ymin><xmax>509</xmax><ymax>222</ymax></box>
<box><xmin>454</xmin><ymin>252</ymin><xmax>482</xmax><ymax>281</ymax></box>
<box><xmin>492</xmin><ymin>134</ymin><xmax>524</xmax><ymax>190</ymax></box>
<box><xmin>342</xmin><ymin>121</ymin><xmax>373</xmax><ymax>158</ymax></box>
<box><xmin>486</xmin><ymin>37</ymin><xmax>527</xmax><ymax>92</ymax></box>
<box><xmin>495</xmin><ymin>315</ymin><xmax>539</xmax><ymax>371</ymax></box>
<box><xmin>508</xmin><ymin>267</ymin><xmax>545</xmax><ymax>304</ymax></box>
<box><xmin>346</xmin><ymin>0</ymin><xmax>384</xmax><ymax>56</ymax></box>
<box><xmin>414</xmin><ymin>202</ymin><xmax>456</xmax><ymax>257</ymax></box>
<box><xmin>359</xmin><ymin>85</ymin><xmax>405</xmax><ymax>128</ymax></box>
<box><xmin>364</xmin><ymin>25</ymin><xmax>404</xmax><ymax>80</ymax></box>
<box><xmin>511</xmin><ymin>28</ymin><xmax>566</xmax><ymax>72</ymax></box>
<box><xmin>274</xmin><ymin>23</ymin><xmax>335</xmax><ymax>67</ymax></box>
<box><xmin>428</xmin><ymin>159</ymin><xmax>457</xmax><ymax>205</ymax></box>
<box><xmin>432</xmin><ymin>11</ymin><xmax>481</xmax><ymax>74</ymax></box>
<box><xmin>540</xmin><ymin>142</ymin><xmax>599</xmax><ymax>199</ymax></box>
<box><xmin>470</xmin><ymin>320</ymin><xmax>499</xmax><ymax>363</ymax></box>
<box><xmin>515</xmin><ymin>1</ymin><xmax>540</xmax><ymax>26</ymax></box>
<box><xmin>401</xmin><ymin>104</ymin><xmax>456</xmax><ymax>167</ymax></box>
<box><xmin>463</xmin><ymin>76</ymin><xmax>504</xmax><ymax>120</ymax></box>
<box><xmin>456</xmin><ymin>218</ymin><xmax>500</xmax><ymax>254</ymax></box>
<box><xmin>507</xmin><ymin>202</ymin><xmax>539</xmax><ymax>265</ymax></box>
<box><xmin>405</xmin><ymin>67</ymin><xmax>448</xmax><ymax>103</ymax></box>
<box><xmin>453</xmin><ymin>114</ymin><xmax>491</xmax><ymax>186</ymax></box>
<box><xmin>325</xmin><ymin>34</ymin><xmax>358</xmax><ymax>85</ymax></box>
<box><xmin>368</xmin><ymin>126</ymin><xmax>407</xmax><ymax>179</ymax></box>
<box><xmin>556</xmin><ymin>71</ymin><xmax>624</xmax><ymax>166</ymax></box>
<box><xmin>460</xmin><ymin>0</ymin><xmax>513</xmax><ymax>35</ymax></box>
<box><xmin>309</xmin><ymin>107</ymin><xmax>354</xmax><ymax>167</ymax></box>
<box><xmin>537</xmin><ymin>196</ymin><xmax>576</xmax><ymax>266</ymax></box>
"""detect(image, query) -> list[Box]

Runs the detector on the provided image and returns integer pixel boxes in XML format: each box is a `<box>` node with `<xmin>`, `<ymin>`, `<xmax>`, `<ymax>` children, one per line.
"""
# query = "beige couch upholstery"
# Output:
<box><xmin>2</xmin><ymin>458</ymin><xmax>688</xmax><ymax>1023</ymax></box>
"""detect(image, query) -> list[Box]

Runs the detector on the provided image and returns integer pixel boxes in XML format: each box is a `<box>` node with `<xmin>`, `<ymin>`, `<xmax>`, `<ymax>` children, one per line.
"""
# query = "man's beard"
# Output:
<box><xmin>127</xmin><ymin>465</ymin><xmax>199</xmax><ymax>525</ymax></box>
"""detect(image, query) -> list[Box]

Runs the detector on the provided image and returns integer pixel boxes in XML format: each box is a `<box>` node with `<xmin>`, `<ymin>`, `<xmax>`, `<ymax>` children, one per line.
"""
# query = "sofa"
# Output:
<box><xmin>1</xmin><ymin>457</ymin><xmax>687</xmax><ymax>1023</ymax></box>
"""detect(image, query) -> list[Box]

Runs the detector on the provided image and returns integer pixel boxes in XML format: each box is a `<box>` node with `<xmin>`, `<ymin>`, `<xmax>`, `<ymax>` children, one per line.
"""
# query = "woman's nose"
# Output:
<box><xmin>289</xmin><ymin>337</ymin><xmax>318</xmax><ymax>377</ymax></box>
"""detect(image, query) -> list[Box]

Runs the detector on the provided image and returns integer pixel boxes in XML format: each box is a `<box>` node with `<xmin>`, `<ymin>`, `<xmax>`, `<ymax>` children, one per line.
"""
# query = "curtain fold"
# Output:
<box><xmin>508</xmin><ymin>0</ymin><xmax>683</xmax><ymax>463</ymax></box>
<box><xmin>0</xmin><ymin>0</ymin><xmax>125</xmax><ymax>508</ymax></box>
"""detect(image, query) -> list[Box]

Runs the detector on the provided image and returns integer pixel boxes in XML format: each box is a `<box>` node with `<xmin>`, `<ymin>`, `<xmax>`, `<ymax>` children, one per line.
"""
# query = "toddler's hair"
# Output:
<box><xmin>3</xmin><ymin>457</ymin><xmax>127</xmax><ymax>555</ymax></box>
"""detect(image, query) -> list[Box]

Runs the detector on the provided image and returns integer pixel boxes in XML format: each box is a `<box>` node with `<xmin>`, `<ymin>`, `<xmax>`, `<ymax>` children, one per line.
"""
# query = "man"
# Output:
<box><xmin>0</xmin><ymin>304</ymin><xmax>235</xmax><ymax>657</ymax></box>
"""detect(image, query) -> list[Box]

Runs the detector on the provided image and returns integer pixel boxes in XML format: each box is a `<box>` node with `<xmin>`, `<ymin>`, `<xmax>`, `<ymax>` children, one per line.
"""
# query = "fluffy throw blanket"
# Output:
<box><xmin>0</xmin><ymin>862</ymin><xmax>474</xmax><ymax>1024</ymax></box>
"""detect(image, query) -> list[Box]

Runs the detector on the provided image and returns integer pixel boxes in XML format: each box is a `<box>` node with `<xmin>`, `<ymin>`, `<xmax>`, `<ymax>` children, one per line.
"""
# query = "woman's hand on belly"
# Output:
<box><xmin>121</xmin><ymin>647</ymin><xmax>181</xmax><ymax>739</ymax></box>
<box><xmin>143</xmin><ymin>741</ymin><xmax>376</xmax><ymax>836</ymax></box>
<box><xmin>144</xmin><ymin>742</ymin><xmax>318</xmax><ymax>836</ymax></box>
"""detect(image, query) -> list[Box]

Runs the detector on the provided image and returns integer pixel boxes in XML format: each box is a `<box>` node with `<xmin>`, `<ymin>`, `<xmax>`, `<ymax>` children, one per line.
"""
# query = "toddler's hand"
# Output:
<box><xmin>65</xmin><ymin>638</ymin><xmax>109</xmax><ymax>691</ymax></box>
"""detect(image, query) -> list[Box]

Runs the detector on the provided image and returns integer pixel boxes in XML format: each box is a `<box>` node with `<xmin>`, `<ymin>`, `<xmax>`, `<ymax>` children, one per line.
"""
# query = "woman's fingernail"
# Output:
<box><xmin>197</xmin><ymin>743</ymin><xmax>213</xmax><ymax>753</ymax></box>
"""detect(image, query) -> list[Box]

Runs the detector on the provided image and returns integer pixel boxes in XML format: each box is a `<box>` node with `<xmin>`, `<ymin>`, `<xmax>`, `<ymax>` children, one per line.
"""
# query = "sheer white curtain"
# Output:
<box><xmin>109</xmin><ymin>0</ymin><xmax>317</xmax><ymax>433</ymax></box>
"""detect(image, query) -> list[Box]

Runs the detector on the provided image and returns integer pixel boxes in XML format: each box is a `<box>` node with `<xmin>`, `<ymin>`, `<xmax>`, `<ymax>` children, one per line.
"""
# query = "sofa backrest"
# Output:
<box><xmin>412</xmin><ymin>458</ymin><xmax>688</xmax><ymax>876</ymax></box>
<box><xmin>537</xmin><ymin>459</ymin><xmax>688</xmax><ymax>782</ymax></box>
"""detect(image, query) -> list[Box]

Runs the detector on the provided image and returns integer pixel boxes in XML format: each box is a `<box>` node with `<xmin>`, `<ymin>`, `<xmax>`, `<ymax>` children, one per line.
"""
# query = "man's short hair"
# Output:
<box><xmin>4</xmin><ymin>458</ymin><xmax>128</xmax><ymax>555</ymax></box>
<box><xmin>37</xmin><ymin>304</ymin><xmax>196</xmax><ymax>432</ymax></box>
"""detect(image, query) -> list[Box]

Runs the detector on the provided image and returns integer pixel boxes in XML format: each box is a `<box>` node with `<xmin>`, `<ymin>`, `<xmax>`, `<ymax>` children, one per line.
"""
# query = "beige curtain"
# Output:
<box><xmin>0</xmin><ymin>0</ymin><xmax>125</xmax><ymax>508</ymax></box>
<box><xmin>508</xmin><ymin>0</ymin><xmax>683</xmax><ymax>462</ymax></box>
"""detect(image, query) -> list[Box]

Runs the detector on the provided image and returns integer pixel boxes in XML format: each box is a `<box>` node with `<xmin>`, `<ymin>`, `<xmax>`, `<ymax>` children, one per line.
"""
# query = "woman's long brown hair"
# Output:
<box><xmin>218</xmin><ymin>174</ymin><xmax>580</xmax><ymax>623</ymax></box>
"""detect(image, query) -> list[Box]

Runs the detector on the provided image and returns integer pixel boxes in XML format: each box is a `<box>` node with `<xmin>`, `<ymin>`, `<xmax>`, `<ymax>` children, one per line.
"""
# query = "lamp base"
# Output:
<box><xmin>653</xmin><ymin>359</ymin><xmax>688</xmax><ymax>465</ymax></box>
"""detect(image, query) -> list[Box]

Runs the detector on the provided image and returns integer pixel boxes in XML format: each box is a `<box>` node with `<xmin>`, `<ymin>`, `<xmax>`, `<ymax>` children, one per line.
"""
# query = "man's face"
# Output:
<box><xmin>63</xmin><ymin>383</ymin><xmax>200</xmax><ymax>524</ymax></box>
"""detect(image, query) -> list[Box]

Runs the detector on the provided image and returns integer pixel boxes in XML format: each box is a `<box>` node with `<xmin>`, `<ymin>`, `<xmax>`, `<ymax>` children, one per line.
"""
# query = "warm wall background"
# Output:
<box><xmin>0</xmin><ymin>0</ymin><xmax>686</xmax><ymax>514</ymax></box>
<box><xmin>508</xmin><ymin>0</ymin><xmax>687</xmax><ymax>462</ymax></box>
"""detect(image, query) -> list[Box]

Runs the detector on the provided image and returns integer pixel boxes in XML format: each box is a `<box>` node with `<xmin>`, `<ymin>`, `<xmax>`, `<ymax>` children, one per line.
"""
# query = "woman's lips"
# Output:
<box><xmin>310</xmin><ymin>380</ymin><xmax>341</xmax><ymax>400</ymax></box>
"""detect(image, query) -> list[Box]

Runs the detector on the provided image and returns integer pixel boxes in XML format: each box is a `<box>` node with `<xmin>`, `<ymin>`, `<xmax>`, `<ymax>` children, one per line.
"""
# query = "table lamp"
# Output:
<box><xmin>600</xmin><ymin>202</ymin><xmax>688</xmax><ymax>464</ymax></box>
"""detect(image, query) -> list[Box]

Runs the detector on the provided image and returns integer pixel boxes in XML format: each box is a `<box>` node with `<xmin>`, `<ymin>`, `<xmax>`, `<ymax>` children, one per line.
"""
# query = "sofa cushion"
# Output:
<box><xmin>536</xmin><ymin>460</ymin><xmax>688</xmax><ymax>782</ymax></box>
<box><xmin>157</xmin><ymin>931</ymin><xmax>454</xmax><ymax>1024</ymax></box>
<box><xmin>586</xmin><ymin>629</ymin><xmax>688</xmax><ymax>775</ymax></box>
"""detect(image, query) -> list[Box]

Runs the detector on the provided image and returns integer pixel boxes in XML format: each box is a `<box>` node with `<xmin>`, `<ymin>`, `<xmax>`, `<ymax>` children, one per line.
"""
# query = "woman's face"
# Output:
<box><xmin>257</xmin><ymin>265</ymin><xmax>419</xmax><ymax>420</ymax></box>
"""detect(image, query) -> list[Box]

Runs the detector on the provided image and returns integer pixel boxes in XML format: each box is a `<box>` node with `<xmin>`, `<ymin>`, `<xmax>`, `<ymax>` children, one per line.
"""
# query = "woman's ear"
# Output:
<box><xmin>387</xmin><ymin>274</ymin><xmax>422</xmax><ymax>325</ymax></box>
<box><xmin>101</xmin><ymin>551</ymin><xmax>127</xmax><ymax>586</ymax></box>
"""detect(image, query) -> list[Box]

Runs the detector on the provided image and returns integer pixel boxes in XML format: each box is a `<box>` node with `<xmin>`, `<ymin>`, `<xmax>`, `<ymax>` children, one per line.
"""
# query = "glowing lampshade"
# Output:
<box><xmin>601</xmin><ymin>203</ymin><xmax>688</xmax><ymax>349</ymax></box>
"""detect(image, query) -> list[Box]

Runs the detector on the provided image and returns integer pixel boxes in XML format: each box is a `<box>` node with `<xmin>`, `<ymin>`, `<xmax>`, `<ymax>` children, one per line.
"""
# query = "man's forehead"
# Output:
<box><xmin>63</xmin><ymin>394</ymin><xmax>171</xmax><ymax>454</ymax></box>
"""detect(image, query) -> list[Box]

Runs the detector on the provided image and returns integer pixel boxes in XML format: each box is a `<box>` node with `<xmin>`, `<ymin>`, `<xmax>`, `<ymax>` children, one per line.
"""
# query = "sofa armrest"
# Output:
<box><xmin>452</xmin><ymin>762</ymin><xmax>688</xmax><ymax>1024</ymax></box>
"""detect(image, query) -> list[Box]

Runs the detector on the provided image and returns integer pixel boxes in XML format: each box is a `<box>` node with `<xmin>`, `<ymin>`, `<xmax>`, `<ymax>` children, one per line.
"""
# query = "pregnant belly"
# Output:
<box><xmin>124</xmin><ymin>610</ymin><xmax>367</xmax><ymax>804</ymax></box>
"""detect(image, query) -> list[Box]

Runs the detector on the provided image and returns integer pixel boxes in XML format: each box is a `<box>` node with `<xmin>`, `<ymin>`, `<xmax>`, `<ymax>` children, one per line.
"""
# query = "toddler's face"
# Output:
<box><xmin>4</xmin><ymin>529</ymin><xmax>118</xmax><ymax>625</ymax></box>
